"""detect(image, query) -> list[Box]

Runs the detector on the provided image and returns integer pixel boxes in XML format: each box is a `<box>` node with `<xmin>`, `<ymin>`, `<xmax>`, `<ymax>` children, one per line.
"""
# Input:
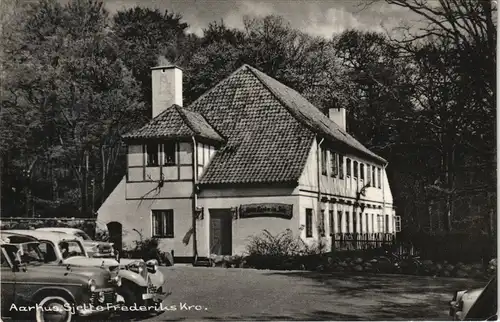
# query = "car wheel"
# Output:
<box><xmin>35</xmin><ymin>296</ymin><xmax>72</xmax><ymax>322</ymax></box>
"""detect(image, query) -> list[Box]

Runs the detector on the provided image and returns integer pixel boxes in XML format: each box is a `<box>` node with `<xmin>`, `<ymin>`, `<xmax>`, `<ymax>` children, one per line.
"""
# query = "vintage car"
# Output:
<box><xmin>3</xmin><ymin>230</ymin><xmax>166</xmax><ymax>307</ymax></box>
<box><xmin>449</xmin><ymin>276</ymin><xmax>497</xmax><ymax>320</ymax></box>
<box><xmin>1</xmin><ymin>237</ymin><xmax>120</xmax><ymax>322</ymax></box>
<box><xmin>35</xmin><ymin>227</ymin><xmax>115</xmax><ymax>258</ymax></box>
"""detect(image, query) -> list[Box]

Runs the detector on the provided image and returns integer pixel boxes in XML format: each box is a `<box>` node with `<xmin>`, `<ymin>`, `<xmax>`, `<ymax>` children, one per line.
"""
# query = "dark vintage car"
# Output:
<box><xmin>3</xmin><ymin>230</ymin><xmax>166</xmax><ymax>308</ymax></box>
<box><xmin>1</xmin><ymin>238</ymin><xmax>121</xmax><ymax>322</ymax></box>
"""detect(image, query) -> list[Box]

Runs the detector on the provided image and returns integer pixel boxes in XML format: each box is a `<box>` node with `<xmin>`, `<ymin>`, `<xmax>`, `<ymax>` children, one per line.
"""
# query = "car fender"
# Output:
<box><xmin>117</xmin><ymin>269</ymin><xmax>148</xmax><ymax>287</ymax></box>
<box><xmin>149</xmin><ymin>270</ymin><xmax>165</xmax><ymax>288</ymax></box>
<box><xmin>31</xmin><ymin>287</ymin><xmax>77</xmax><ymax>305</ymax></box>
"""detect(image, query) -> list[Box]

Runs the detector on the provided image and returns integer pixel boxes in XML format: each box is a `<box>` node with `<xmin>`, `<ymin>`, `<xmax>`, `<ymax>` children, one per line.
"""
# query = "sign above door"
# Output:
<box><xmin>239</xmin><ymin>203</ymin><xmax>293</xmax><ymax>219</ymax></box>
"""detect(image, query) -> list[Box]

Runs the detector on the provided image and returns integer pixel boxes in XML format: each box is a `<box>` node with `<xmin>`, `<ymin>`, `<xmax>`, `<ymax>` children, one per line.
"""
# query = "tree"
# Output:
<box><xmin>1</xmin><ymin>0</ymin><xmax>146</xmax><ymax>217</ymax></box>
<box><xmin>112</xmin><ymin>7</ymin><xmax>190</xmax><ymax>114</ymax></box>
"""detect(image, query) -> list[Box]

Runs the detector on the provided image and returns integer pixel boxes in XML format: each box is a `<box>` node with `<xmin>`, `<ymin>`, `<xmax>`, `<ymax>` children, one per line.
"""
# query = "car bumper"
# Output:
<box><xmin>142</xmin><ymin>291</ymin><xmax>168</xmax><ymax>303</ymax></box>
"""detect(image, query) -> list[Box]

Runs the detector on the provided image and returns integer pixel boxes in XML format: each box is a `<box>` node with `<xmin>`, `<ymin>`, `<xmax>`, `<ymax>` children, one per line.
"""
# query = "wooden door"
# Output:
<box><xmin>209</xmin><ymin>209</ymin><xmax>232</xmax><ymax>255</ymax></box>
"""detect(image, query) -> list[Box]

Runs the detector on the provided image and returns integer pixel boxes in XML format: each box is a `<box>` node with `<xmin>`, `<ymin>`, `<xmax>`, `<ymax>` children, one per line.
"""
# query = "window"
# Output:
<box><xmin>329</xmin><ymin>210</ymin><xmax>334</xmax><ymax>236</ymax></box>
<box><xmin>152</xmin><ymin>210</ymin><xmax>174</xmax><ymax>238</ymax></box>
<box><xmin>339</xmin><ymin>156</ymin><xmax>344</xmax><ymax>179</ymax></box>
<box><xmin>305</xmin><ymin>209</ymin><xmax>313</xmax><ymax>237</ymax></box>
<box><xmin>395</xmin><ymin>215</ymin><xmax>402</xmax><ymax>232</ymax></box>
<box><xmin>377</xmin><ymin>167</ymin><xmax>382</xmax><ymax>188</ymax></box>
<box><xmin>146</xmin><ymin>144</ymin><xmax>159</xmax><ymax>166</ymax></box>
<box><xmin>1</xmin><ymin>249</ymin><xmax>9</xmax><ymax>267</ymax></box>
<box><xmin>163</xmin><ymin>142</ymin><xmax>176</xmax><ymax>165</ymax></box>
<box><xmin>359</xmin><ymin>213</ymin><xmax>364</xmax><ymax>233</ymax></box>
<box><xmin>346</xmin><ymin>158</ymin><xmax>351</xmax><ymax>176</ymax></box>
<box><xmin>365</xmin><ymin>213</ymin><xmax>369</xmax><ymax>233</ymax></box>
<box><xmin>353</xmin><ymin>161</ymin><xmax>358</xmax><ymax>179</ymax></box>
<box><xmin>345</xmin><ymin>211</ymin><xmax>350</xmax><ymax>233</ymax></box>
<box><xmin>319</xmin><ymin>210</ymin><xmax>325</xmax><ymax>237</ymax></box>
<box><xmin>377</xmin><ymin>215</ymin><xmax>383</xmax><ymax>232</ymax></box>
<box><xmin>371</xmin><ymin>214</ymin><xmax>375</xmax><ymax>233</ymax></box>
<box><xmin>367</xmin><ymin>166</ymin><xmax>371</xmax><ymax>186</ymax></box>
<box><xmin>372</xmin><ymin>166</ymin><xmax>376</xmax><ymax>187</ymax></box>
<box><xmin>330</xmin><ymin>152</ymin><xmax>338</xmax><ymax>177</ymax></box>
<box><xmin>321</xmin><ymin>148</ymin><xmax>327</xmax><ymax>175</ymax></box>
<box><xmin>39</xmin><ymin>241</ymin><xmax>57</xmax><ymax>262</ymax></box>
<box><xmin>385</xmin><ymin>215</ymin><xmax>390</xmax><ymax>232</ymax></box>
<box><xmin>360</xmin><ymin>163</ymin><xmax>365</xmax><ymax>180</ymax></box>
<box><xmin>353</xmin><ymin>211</ymin><xmax>357</xmax><ymax>233</ymax></box>
<box><xmin>59</xmin><ymin>241</ymin><xmax>85</xmax><ymax>259</ymax></box>
<box><xmin>337</xmin><ymin>211</ymin><xmax>343</xmax><ymax>233</ymax></box>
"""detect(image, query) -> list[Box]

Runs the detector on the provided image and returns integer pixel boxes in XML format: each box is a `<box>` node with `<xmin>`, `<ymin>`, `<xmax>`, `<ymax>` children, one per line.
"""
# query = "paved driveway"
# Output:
<box><xmin>138</xmin><ymin>266</ymin><xmax>485</xmax><ymax>321</ymax></box>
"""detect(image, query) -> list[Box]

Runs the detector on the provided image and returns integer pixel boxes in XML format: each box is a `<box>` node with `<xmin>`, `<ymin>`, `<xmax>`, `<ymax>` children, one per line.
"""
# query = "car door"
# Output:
<box><xmin>1</xmin><ymin>246</ymin><xmax>16</xmax><ymax>316</ymax></box>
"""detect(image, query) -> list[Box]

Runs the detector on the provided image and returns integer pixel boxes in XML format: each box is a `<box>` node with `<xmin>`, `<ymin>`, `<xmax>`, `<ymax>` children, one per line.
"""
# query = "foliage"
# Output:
<box><xmin>246</xmin><ymin>229</ymin><xmax>308</xmax><ymax>257</ymax></box>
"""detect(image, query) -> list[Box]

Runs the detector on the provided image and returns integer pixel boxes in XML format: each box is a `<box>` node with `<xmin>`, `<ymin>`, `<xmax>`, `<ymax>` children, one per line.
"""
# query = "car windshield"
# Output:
<box><xmin>58</xmin><ymin>240</ymin><xmax>86</xmax><ymax>259</ymax></box>
<box><xmin>74</xmin><ymin>231</ymin><xmax>92</xmax><ymax>241</ymax></box>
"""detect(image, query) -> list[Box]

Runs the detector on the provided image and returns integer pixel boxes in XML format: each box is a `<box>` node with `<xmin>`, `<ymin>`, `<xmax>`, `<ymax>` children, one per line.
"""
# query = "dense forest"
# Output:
<box><xmin>0</xmin><ymin>0</ymin><xmax>496</xmax><ymax>238</ymax></box>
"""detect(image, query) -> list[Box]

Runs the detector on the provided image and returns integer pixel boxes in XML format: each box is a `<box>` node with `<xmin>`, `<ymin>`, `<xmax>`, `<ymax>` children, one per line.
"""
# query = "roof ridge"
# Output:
<box><xmin>173</xmin><ymin>104</ymin><xmax>197</xmax><ymax>136</ymax></box>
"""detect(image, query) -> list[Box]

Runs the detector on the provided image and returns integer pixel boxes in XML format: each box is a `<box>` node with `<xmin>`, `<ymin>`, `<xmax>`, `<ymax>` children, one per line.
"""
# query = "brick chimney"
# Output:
<box><xmin>151</xmin><ymin>65</ymin><xmax>183</xmax><ymax>118</ymax></box>
<box><xmin>328</xmin><ymin>107</ymin><xmax>346</xmax><ymax>131</ymax></box>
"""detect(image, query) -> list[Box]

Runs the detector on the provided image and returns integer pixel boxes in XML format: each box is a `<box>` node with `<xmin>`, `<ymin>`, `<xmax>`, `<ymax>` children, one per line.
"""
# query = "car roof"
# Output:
<box><xmin>2</xmin><ymin>230</ymin><xmax>80</xmax><ymax>243</ymax></box>
<box><xmin>35</xmin><ymin>227</ymin><xmax>83</xmax><ymax>234</ymax></box>
<box><xmin>0</xmin><ymin>231</ymin><xmax>39</xmax><ymax>244</ymax></box>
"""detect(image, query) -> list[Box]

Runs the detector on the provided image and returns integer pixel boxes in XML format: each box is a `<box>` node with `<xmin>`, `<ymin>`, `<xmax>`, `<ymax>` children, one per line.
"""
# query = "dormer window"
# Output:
<box><xmin>163</xmin><ymin>142</ymin><xmax>176</xmax><ymax>166</ymax></box>
<box><xmin>146</xmin><ymin>144</ymin><xmax>159</xmax><ymax>167</ymax></box>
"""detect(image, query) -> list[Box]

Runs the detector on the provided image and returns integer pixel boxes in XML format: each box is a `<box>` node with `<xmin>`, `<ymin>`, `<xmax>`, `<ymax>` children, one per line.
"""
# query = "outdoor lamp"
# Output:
<box><xmin>195</xmin><ymin>207</ymin><xmax>204</xmax><ymax>220</ymax></box>
<box><xmin>230</xmin><ymin>207</ymin><xmax>238</xmax><ymax>220</ymax></box>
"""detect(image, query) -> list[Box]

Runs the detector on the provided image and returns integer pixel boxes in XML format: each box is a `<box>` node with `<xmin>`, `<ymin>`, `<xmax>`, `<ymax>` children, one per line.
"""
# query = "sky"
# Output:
<box><xmin>100</xmin><ymin>0</ymin><xmax>417</xmax><ymax>39</ymax></box>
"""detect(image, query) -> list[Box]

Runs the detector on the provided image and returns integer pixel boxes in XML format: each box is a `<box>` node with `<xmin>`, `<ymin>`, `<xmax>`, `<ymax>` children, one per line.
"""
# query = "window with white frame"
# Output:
<box><xmin>152</xmin><ymin>210</ymin><xmax>174</xmax><ymax>238</ymax></box>
<box><xmin>385</xmin><ymin>215</ymin><xmax>389</xmax><ymax>232</ymax></box>
<box><xmin>339</xmin><ymin>155</ymin><xmax>344</xmax><ymax>179</ymax></box>
<box><xmin>146</xmin><ymin>143</ymin><xmax>159</xmax><ymax>166</ymax></box>
<box><xmin>372</xmin><ymin>165</ymin><xmax>376</xmax><ymax>187</ymax></box>
<box><xmin>319</xmin><ymin>210</ymin><xmax>325</xmax><ymax>237</ymax></box>
<box><xmin>371</xmin><ymin>213</ymin><xmax>375</xmax><ymax>233</ymax></box>
<box><xmin>337</xmin><ymin>210</ymin><xmax>343</xmax><ymax>233</ymax></box>
<box><xmin>330</xmin><ymin>151</ymin><xmax>338</xmax><ymax>177</ymax></box>
<box><xmin>377</xmin><ymin>167</ymin><xmax>382</xmax><ymax>188</ymax></box>
<box><xmin>163</xmin><ymin>142</ymin><xmax>176</xmax><ymax>165</ymax></box>
<box><xmin>353</xmin><ymin>161</ymin><xmax>358</xmax><ymax>179</ymax></box>
<box><xmin>360</xmin><ymin>163</ymin><xmax>365</xmax><ymax>181</ymax></box>
<box><xmin>346</xmin><ymin>158</ymin><xmax>351</xmax><ymax>177</ymax></box>
<box><xmin>305</xmin><ymin>208</ymin><xmax>313</xmax><ymax>237</ymax></box>
<box><xmin>346</xmin><ymin>211</ymin><xmax>350</xmax><ymax>233</ymax></box>
<box><xmin>395</xmin><ymin>215</ymin><xmax>401</xmax><ymax>232</ymax></box>
<box><xmin>321</xmin><ymin>148</ymin><xmax>327</xmax><ymax>175</ymax></box>
<box><xmin>329</xmin><ymin>210</ymin><xmax>334</xmax><ymax>236</ymax></box>
<box><xmin>377</xmin><ymin>214</ymin><xmax>383</xmax><ymax>233</ymax></box>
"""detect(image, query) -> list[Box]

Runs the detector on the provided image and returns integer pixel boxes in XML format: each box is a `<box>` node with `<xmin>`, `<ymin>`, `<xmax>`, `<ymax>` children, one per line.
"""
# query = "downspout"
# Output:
<box><xmin>316</xmin><ymin>136</ymin><xmax>325</xmax><ymax>239</ymax></box>
<box><xmin>191</xmin><ymin>136</ymin><xmax>198</xmax><ymax>263</ymax></box>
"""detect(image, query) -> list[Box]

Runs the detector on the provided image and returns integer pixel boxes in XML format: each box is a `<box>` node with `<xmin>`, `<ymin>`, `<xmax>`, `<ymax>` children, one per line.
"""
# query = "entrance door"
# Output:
<box><xmin>209</xmin><ymin>209</ymin><xmax>232</xmax><ymax>255</ymax></box>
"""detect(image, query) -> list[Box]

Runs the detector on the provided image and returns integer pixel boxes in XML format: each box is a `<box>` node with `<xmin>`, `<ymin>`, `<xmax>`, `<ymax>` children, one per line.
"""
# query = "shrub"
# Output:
<box><xmin>246</xmin><ymin>229</ymin><xmax>308</xmax><ymax>257</ymax></box>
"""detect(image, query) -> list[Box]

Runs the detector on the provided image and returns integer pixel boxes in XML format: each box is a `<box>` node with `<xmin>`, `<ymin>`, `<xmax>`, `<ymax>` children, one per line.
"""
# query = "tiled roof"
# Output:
<box><xmin>247</xmin><ymin>66</ymin><xmax>387</xmax><ymax>164</ymax></box>
<box><xmin>122</xmin><ymin>104</ymin><xmax>224</xmax><ymax>143</ymax></box>
<box><xmin>190</xmin><ymin>65</ymin><xmax>386</xmax><ymax>185</ymax></box>
<box><xmin>189</xmin><ymin>66</ymin><xmax>315</xmax><ymax>185</ymax></box>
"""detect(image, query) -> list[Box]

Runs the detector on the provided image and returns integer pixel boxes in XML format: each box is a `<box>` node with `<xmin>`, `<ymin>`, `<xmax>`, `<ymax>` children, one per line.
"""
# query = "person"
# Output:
<box><xmin>60</xmin><ymin>242</ymin><xmax>69</xmax><ymax>259</ymax></box>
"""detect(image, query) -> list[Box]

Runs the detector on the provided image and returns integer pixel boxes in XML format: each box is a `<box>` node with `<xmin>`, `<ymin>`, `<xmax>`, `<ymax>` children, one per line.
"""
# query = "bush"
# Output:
<box><xmin>244</xmin><ymin>229</ymin><xmax>328</xmax><ymax>270</ymax></box>
<box><xmin>130</xmin><ymin>238</ymin><xmax>173</xmax><ymax>265</ymax></box>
